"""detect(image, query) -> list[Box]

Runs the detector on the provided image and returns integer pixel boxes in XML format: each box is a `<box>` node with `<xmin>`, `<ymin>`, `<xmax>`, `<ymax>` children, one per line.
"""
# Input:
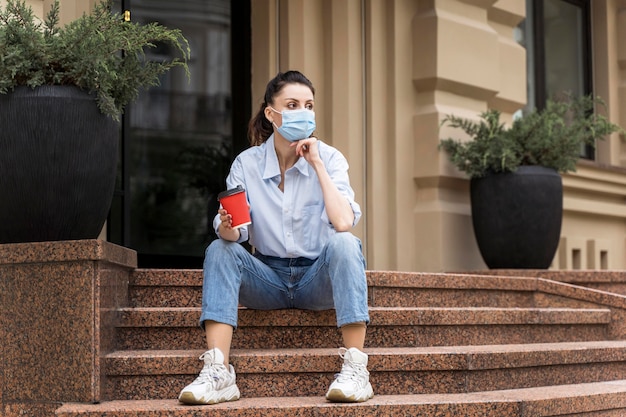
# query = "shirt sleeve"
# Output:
<box><xmin>320</xmin><ymin>146</ymin><xmax>362</xmax><ymax>227</ymax></box>
<box><xmin>213</xmin><ymin>156</ymin><xmax>250</xmax><ymax>243</ymax></box>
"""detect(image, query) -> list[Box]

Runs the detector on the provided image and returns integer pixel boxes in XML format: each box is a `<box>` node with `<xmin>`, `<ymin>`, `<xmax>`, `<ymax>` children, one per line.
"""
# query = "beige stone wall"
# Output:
<box><xmin>28</xmin><ymin>0</ymin><xmax>624</xmax><ymax>271</ymax></box>
<box><xmin>252</xmin><ymin>0</ymin><xmax>626</xmax><ymax>272</ymax></box>
<box><xmin>411</xmin><ymin>0</ymin><xmax>527</xmax><ymax>272</ymax></box>
<box><xmin>1</xmin><ymin>0</ymin><xmax>95</xmax><ymax>24</ymax></box>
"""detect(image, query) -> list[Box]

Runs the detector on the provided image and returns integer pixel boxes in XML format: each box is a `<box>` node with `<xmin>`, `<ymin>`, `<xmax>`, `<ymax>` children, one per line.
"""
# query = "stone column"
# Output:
<box><xmin>412</xmin><ymin>0</ymin><xmax>526</xmax><ymax>271</ymax></box>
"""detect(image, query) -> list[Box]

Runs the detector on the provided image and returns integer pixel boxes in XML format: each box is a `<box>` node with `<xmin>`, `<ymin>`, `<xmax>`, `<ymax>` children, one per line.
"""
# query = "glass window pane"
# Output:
<box><xmin>543</xmin><ymin>0</ymin><xmax>586</xmax><ymax>99</ymax></box>
<box><xmin>114</xmin><ymin>0</ymin><xmax>234</xmax><ymax>266</ymax></box>
<box><xmin>515</xmin><ymin>1</ymin><xmax>535</xmax><ymax>114</ymax></box>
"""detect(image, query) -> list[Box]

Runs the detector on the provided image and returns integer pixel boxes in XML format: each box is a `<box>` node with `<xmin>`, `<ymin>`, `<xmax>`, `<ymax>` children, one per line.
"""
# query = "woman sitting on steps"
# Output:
<box><xmin>178</xmin><ymin>70</ymin><xmax>373</xmax><ymax>405</ymax></box>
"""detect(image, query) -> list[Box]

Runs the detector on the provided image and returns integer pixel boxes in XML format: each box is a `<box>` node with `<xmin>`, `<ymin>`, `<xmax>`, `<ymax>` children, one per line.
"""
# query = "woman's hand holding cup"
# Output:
<box><xmin>218</xmin><ymin>208</ymin><xmax>233</xmax><ymax>230</ymax></box>
<box><xmin>217</xmin><ymin>185</ymin><xmax>251</xmax><ymax>229</ymax></box>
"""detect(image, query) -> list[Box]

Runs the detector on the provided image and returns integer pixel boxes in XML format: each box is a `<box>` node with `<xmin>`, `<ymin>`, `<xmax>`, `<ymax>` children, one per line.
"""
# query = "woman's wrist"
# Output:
<box><xmin>310</xmin><ymin>158</ymin><xmax>326</xmax><ymax>173</ymax></box>
<box><xmin>219</xmin><ymin>224</ymin><xmax>240</xmax><ymax>241</ymax></box>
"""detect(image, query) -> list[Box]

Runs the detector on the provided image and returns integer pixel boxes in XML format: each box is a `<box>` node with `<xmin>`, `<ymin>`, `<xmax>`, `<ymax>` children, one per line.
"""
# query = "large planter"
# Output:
<box><xmin>470</xmin><ymin>166</ymin><xmax>563</xmax><ymax>269</ymax></box>
<box><xmin>0</xmin><ymin>86</ymin><xmax>119</xmax><ymax>243</ymax></box>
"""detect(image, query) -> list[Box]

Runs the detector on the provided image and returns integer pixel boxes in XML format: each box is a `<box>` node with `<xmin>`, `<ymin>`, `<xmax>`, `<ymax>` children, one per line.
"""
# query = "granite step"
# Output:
<box><xmin>103</xmin><ymin>341</ymin><xmax>626</xmax><ymax>400</ymax></box>
<box><xmin>473</xmin><ymin>270</ymin><xmax>626</xmax><ymax>297</ymax></box>
<box><xmin>114</xmin><ymin>306</ymin><xmax>610</xmax><ymax>350</ymax></box>
<box><xmin>57</xmin><ymin>379</ymin><xmax>626</xmax><ymax>417</ymax></box>
<box><xmin>99</xmin><ymin>269</ymin><xmax>626</xmax><ymax>416</ymax></box>
<box><xmin>129</xmin><ymin>269</ymin><xmax>544</xmax><ymax>308</ymax></box>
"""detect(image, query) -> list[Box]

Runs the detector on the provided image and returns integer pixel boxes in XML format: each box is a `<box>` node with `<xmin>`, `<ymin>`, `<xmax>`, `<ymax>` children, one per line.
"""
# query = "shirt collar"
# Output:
<box><xmin>262</xmin><ymin>134</ymin><xmax>310</xmax><ymax>179</ymax></box>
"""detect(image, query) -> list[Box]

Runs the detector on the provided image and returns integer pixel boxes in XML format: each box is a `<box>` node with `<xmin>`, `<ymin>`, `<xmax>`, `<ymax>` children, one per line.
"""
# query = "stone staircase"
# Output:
<box><xmin>56</xmin><ymin>270</ymin><xmax>626</xmax><ymax>416</ymax></box>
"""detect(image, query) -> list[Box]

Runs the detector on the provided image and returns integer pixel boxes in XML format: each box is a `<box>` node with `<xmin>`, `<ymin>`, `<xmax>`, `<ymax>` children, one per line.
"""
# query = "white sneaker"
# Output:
<box><xmin>178</xmin><ymin>348</ymin><xmax>241</xmax><ymax>405</ymax></box>
<box><xmin>325</xmin><ymin>347</ymin><xmax>374</xmax><ymax>402</ymax></box>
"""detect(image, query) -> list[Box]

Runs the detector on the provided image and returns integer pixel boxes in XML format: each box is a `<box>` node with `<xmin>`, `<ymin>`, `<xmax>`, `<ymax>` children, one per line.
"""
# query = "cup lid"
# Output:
<box><xmin>218</xmin><ymin>185</ymin><xmax>245</xmax><ymax>201</ymax></box>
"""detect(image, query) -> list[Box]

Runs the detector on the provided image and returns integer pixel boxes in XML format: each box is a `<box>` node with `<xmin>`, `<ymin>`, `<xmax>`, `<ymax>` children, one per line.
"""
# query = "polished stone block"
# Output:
<box><xmin>0</xmin><ymin>240</ymin><xmax>136</xmax><ymax>416</ymax></box>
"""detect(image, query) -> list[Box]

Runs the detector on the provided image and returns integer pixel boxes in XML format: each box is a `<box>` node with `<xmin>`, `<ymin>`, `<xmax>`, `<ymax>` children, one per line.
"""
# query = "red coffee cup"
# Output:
<box><xmin>218</xmin><ymin>185</ymin><xmax>251</xmax><ymax>229</ymax></box>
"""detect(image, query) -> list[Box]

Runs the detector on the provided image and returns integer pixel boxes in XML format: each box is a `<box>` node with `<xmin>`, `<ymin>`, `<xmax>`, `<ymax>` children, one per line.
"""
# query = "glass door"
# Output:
<box><xmin>109</xmin><ymin>0</ymin><xmax>251</xmax><ymax>268</ymax></box>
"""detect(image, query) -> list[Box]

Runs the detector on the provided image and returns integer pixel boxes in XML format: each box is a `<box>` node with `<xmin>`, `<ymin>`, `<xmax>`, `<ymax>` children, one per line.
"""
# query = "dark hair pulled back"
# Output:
<box><xmin>247</xmin><ymin>70</ymin><xmax>316</xmax><ymax>146</ymax></box>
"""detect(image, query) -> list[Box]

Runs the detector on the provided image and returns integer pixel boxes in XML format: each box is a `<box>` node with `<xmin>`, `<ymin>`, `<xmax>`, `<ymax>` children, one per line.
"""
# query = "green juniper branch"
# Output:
<box><xmin>0</xmin><ymin>0</ymin><xmax>190</xmax><ymax>121</ymax></box>
<box><xmin>439</xmin><ymin>94</ymin><xmax>624</xmax><ymax>178</ymax></box>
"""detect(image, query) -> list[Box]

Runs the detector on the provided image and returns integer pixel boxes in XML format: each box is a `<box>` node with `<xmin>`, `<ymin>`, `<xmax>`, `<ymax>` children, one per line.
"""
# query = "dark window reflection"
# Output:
<box><xmin>110</xmin><ymin>0</ymin><xmax>237</xmax><ymax>267</ymax></box>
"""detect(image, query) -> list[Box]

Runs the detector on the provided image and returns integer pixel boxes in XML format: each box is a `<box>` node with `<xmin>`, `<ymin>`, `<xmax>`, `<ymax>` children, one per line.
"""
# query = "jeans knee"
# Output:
<box><xmin>205</xmin><ymin>238</ymin><xmax>245</xmax><ymax>262</ymax></box>
<box><xmin>206</xmin><ymin>238</ymin><xmax>225</xmax><ymax>253</ymax></box>
<box><xmin>328</xmin><ymin>232</ymin><xmax>361</xmax><ymax>254</ymax></box>
<box><xmin>326</xmin><ymin>232</ymin><xmax>365</xmax><ymax>266</ymax></box>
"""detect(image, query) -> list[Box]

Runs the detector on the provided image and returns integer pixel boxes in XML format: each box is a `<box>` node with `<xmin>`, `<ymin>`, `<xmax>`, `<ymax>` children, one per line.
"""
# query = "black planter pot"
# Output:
<box><xmin>470</xmin><ymin>166</ymin><xmax>563</xmax><ymax>269</ymax></box>
<box><xmin>0</xmin><ymin>86</ymin><xmax>119</xmax><ymax>244</ymax></box>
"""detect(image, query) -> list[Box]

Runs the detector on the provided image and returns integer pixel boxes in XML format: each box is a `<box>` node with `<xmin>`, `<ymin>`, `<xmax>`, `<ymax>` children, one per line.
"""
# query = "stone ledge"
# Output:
<box><xmin>0</xmin><ymin>239</ymin><xmax>137</xmax><ymax>267</ymax></box>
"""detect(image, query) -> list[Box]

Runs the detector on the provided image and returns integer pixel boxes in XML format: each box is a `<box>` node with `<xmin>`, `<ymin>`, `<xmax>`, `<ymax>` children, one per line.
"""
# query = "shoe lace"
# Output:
<box><xmin>334</xmin><ymin>347</ymin><xmax>369</xmax><ymax>383</ymax></box>
<box><xmin>193</xmin><ymin>351</ymin><xmax>227</xmax><ymax>387</ymax></box>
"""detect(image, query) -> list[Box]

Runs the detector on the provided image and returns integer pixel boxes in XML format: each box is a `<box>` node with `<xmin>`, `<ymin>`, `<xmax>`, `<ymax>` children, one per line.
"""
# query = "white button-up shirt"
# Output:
<box><xmin>213</xmin><ymin>134</ymin><xmax>361</xmax><ymax>259</ymax></box>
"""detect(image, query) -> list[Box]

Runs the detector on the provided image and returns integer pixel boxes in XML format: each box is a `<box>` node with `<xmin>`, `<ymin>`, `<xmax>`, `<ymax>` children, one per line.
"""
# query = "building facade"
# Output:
<box><xmin>13</xmin><ymin>0</ymin><xmax>626</xmax><ymax>272</ymax></box>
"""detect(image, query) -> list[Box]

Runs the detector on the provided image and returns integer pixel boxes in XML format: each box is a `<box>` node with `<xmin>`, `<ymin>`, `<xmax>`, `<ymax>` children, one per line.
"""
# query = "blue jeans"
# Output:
<box><xmin>199</xmin><ymin>232</ymin><xmax>369</xmax><ymax>328</ymax></box>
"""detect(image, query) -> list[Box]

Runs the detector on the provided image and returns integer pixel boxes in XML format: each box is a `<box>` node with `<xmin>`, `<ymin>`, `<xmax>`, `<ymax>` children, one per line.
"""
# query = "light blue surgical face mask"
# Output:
<box><xmin>270</xmin><ymin>107</ymin><xmax>316</xmax><ymax>142</ymax></box>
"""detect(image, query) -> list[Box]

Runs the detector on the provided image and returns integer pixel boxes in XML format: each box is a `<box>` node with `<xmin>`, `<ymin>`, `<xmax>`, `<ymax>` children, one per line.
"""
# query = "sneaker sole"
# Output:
<box><xmin>178</xmin><ymin>385</ymin><xmax>241</xmax><ymax>405</ymax></box>
<box><xmin>326</xmin><ymin>384</ymin><xmax>374</xmax><ymax>403</ymax></box>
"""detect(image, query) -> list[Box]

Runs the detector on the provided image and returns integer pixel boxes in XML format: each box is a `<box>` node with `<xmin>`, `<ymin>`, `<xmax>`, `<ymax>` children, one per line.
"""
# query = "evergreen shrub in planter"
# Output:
<box><xmin>440</xmin><ymin>95</ymin><xmax>623</xmax><ymax>269</ymax></box>
<box><xmin>0</xmin><ymin>0</ymin><xmax>190</xmax><ymax>243</ymax></box>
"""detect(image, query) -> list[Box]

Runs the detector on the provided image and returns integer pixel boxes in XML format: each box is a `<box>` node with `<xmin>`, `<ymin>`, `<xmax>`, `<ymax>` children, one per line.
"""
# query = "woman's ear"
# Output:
<box><xmin>264</xmin><ymin>106</ymin><xmax>274</xmax><ymax>123</ymax></box>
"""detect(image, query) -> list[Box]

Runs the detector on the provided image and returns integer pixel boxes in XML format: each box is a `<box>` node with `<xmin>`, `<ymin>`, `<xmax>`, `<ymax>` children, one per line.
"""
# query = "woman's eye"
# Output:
<box><xmin>287</xmin><ymin>103</ymin><xmax>297</xmax><ymax>109</ymax></box>
<box><xmin>306</xmin><ymin>104</ymin><xmax>314</xmax><ymax>110</ymax></box>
